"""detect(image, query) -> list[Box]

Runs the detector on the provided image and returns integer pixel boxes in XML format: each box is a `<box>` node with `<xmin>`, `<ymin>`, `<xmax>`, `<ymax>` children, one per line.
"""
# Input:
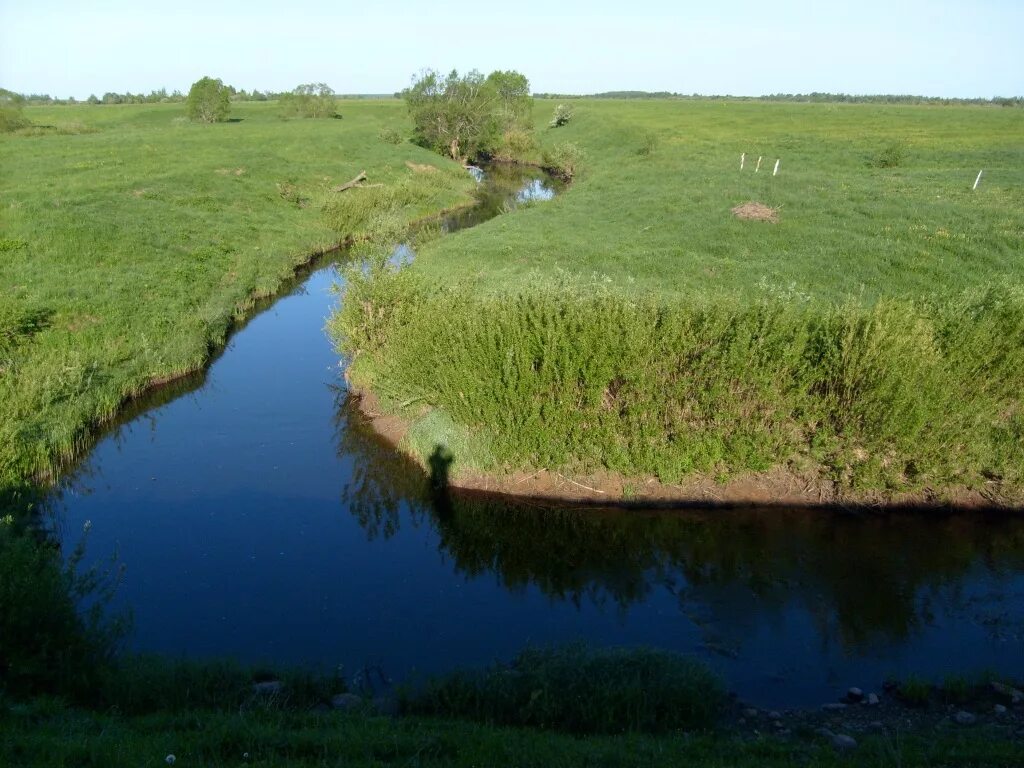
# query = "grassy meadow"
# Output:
<box><xmin>0</xmin><ymin>100</ymin><xmax>474</xmax><ymax>500</ymax></box>
<box><xmin>333</xmin><ymin>99</ymin><xmax>1024</xmax><ymax>500</ymax></box>
<box><xmin>419</xmin><ymin>100</ymin><xmax>1024</xmax><ymax>301</ymax></box>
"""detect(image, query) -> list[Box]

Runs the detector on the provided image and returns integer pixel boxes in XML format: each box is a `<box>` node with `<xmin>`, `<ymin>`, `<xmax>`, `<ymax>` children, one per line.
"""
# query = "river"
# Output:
<box><xmin>49</xmin><ymin>164</ymin><xmax>1024</xmax><ymax>708</ymax></box>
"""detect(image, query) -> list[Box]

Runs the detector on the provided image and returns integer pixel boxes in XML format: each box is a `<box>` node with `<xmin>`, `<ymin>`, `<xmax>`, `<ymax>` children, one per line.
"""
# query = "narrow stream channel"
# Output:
<box><xmin>49</xmin><ymin>165</ymin><xmax>1024</xmax><ymax>708</ymax></box>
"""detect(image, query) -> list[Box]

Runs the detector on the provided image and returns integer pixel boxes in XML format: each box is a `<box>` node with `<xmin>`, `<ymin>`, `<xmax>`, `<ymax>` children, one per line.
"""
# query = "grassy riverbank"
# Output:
<box><xmin>5</xmin><ymin>705</ymin><xmax>1021</xmax><ymax>767</ymax></box>
<box><xmin>0</xmin><ymin>99</ymin><xmax>474</xmax><ymax>502</ymax></box>
<box><xmin>333</xmin><ymin>99</ymin><xmax>1024</xmax><ymax>502</ymax></box>
<box><xmin>3</xmin><ymin>646</ymin><xmax>1022</xmax><ymax>767</ymax></box>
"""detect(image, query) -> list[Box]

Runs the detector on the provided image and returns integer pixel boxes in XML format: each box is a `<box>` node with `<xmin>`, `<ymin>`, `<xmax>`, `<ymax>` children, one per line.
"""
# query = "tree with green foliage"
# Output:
<box><xmin>0</xmin><ymin>89</ymin><xmax>29</xmax><ymax>132</ymax></box>
<box><xmin>279</xmin><ymin>83</ymin><xmax>338</xmax><ymax>118</ymax></box>
<box><xmin>402</xmin><ymin>69</ymin><xmax>532</xmax><ymax>161</ymax></box>
<box><xmin>185</xmin><ymin>76</ymin><xmax>231</xmax><ymax>123</ymax></box>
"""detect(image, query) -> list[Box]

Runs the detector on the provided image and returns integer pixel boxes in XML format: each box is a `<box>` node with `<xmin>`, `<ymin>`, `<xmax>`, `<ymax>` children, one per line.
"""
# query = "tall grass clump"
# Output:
<box><xmin>332</xmin><ymin>268</ymin><xmax>1024</xmax><ymax>495</ymax></box>
<box><xmin>541</xmin><ymin>142</ymin><xmax>584</xmax><ymax>181</ymax></box>
<box><xmin>321</xmin><ymin>165</ymin><xmax>470</xmax><ymax>245</ymax></box>
<box><xmin>406</xmin><ymin>644</ymin><xmax>724</xmax><ymax>733</ymax></box>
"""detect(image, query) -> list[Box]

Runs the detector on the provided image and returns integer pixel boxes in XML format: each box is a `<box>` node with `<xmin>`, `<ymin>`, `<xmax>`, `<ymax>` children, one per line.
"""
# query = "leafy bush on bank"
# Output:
<box><xmin>406</xmin><ymin>644</ymin><xmax>725</xmax><ymax>733</ymax></box>
<box><xmin>280</xmin><ymin>83</ymin><xmax>339</xmax><ymax>119</ymax></box>
<box><xmin>331</xmin><ymin>268</ymin><xmax>1024</xmax><ymax>494</ymax></box>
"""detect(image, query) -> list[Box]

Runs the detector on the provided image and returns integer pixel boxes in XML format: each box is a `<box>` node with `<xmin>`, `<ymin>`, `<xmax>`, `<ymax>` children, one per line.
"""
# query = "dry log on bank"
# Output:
<box><xmin>331</xmin><ymin>171</ymin><xmax>367</xmax><ymax>192</ymax></box>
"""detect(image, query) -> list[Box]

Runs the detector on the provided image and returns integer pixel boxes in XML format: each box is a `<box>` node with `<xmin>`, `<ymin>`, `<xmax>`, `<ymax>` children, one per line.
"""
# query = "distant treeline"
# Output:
<box><xmin>535</xmin><ymin>91</ymin><xmax>1023</xmax><ymax>106</ymax></box>
<box><xmin>4</xmin><ymin>88</ymin><xmax>395</xmax><ymax>106</ymax></box>
<box><xmin>7</xmin><ymin>87</ymin><xmax>261</xmax><ymax>105</ymax></box>
<box><xmin>8</xmin><ymin>86</ymin><xmax>1022</xmax><ymax>108</ymax></box>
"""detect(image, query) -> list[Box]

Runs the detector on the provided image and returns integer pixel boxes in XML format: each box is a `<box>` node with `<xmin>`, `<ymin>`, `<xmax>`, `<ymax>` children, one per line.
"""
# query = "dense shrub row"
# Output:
<box><xmin>332</xmin><ymin>268</ymin><xmax>1024</xmax><ymax>495</ymax></box>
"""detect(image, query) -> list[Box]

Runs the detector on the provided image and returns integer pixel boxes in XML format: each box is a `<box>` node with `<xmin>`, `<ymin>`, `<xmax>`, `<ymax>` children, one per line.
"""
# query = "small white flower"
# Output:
<box><xmin>165</xmin><ymin>756</ymin><xmax>176</xmax><ymax>766</ymax></box>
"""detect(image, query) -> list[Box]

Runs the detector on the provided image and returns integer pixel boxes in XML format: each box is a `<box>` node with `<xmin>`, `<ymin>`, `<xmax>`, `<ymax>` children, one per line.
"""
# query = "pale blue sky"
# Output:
<box><xmin>1</xmin><ymin>0</ymin><xmax>1021</xmax><ymax>98</ymax></box>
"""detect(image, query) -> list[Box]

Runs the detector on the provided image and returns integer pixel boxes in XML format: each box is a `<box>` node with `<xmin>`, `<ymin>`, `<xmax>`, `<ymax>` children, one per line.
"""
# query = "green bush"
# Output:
<box><xmin>280</xmin><ymin>83</ymin><xmax>338</xmax><ymax>119</ymax></box>
<box><xmin>377</xmin><ymin>126</ymin><xmax>404</xmax><ymax>145</ymax></box>
<box><xmin>542</xmin><ymin>141</ymin><xmax>584</xmax><ymax>180</ymax></box>
<box><xmin>0</xmin><ymin>106</ymin><xmax>30</xmax><ymax>133</ymax></box>
<box><xmin>548</xmin><ymin>104</ymin><xmax>573</xmax><ymax>128</ymax></box>
<box><xmin>406</xmin><ymin>644</ymin><xmax>725</xmax><ymax>733</ymax></box>
<box><xmin>331</xmin><ymin>268</ymin><xmax>1024</xmax><ymax>495</ymax></box>
<box><xmin>403</xmin><ymin>69</ymin><xmax>532</xmax><ymax>161</ymax></box>
<box><xmin>0</xmin><ymin>90</ymin><xmax>30</xmax><ymax>133</ymax></box>
<box><xmin>873</xmin><ymin>142</ymin><xmax>905</xmax><ymax>168</ymax></box>
<box><xmin>185</xmin><ymin>76</ymin><xmax>231</xmax><ymax>123</ymax></box>
<box><xmin>636</xmin><ymin>130</ymin><xmax>659</xmax><ymax>157</ymax></box>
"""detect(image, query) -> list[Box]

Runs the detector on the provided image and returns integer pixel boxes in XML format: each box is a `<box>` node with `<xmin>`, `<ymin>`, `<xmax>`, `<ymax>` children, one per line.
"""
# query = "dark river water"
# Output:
<box><xmin>49</xmin><ymin>165</ymin><xmax>1024</xmax><ymax>708</ymax></box>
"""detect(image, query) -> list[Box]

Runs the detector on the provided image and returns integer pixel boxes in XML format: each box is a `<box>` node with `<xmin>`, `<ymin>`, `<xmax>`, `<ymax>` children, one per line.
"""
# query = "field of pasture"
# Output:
<box><xmin>419</xmin><ymin>99</ymin><xmax>1024</xmax><ymax>301</ymax></box>
<box><xmin>335</xmin><ymin>99</ymin><xmax>1024</xmax><ymax>500</ymax></box>
<box><xmin>0</xmin><ymin>100</ymin><xmax>474</xmax><ymax>499</ymax></box>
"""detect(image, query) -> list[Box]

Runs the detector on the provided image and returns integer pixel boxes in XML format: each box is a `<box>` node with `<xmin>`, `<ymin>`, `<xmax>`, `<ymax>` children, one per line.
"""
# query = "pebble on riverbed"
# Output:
<box><xmin>846</xmin><ymin>687</ymin><xmax>864</xmax><ymax>703</ymax></box>
<box><xmin>954</xmin><ymin>711</ymin><xmax>977</xmax><ymax>726</ymax></box>
<box><xmin>822</xmin><ymin>702</ymin><xmax>847</xmax><ymax>712</ymax></box>
<box><xmin>991</xmin><ymin>681</ymin><xmax>1024</xmax><ymax>705</ymax></box>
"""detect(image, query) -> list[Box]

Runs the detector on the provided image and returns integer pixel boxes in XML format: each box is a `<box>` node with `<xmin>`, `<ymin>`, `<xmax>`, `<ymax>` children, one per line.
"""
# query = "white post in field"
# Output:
<box><xmin>755</xmin><ymin>156</ymin><xmax>763</xmax><ymax>173</ymax></box>
<box><xmin>773</xmin><ymin>159</ymin><xmax>780</xmax><ymax>176</ymax></box>
<box><xmin>740</xmin><ymin>153</ymin><xmax>746</xmax><ymax>170</ymax></box>
<box><xmin>973</xmin><ymin>170</ymin><xmax>983</xmax><ymax>190</ymax></box>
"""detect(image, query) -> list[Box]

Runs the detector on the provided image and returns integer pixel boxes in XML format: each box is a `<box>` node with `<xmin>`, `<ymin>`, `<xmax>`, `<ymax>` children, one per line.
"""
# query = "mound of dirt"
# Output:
<box><xmin>731</xmin><ymin>201</ymin><xmax>779</xmax><ymax>223</ymax></box>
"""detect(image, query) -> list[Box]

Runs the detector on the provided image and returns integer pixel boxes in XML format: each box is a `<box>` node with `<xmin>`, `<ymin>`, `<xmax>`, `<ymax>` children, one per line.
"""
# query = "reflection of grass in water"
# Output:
<box><xmin>335</xmin><ymin>437</ymin><xmax>1024</xmax><ymax>658</ymax></box>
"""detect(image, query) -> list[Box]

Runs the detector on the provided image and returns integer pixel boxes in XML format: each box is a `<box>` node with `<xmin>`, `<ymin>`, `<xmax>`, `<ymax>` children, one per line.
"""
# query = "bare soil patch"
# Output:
<box><xmin>731</xmin><ymin>201</ymin><xmax>779</xmax><ymax>223</ymax></box>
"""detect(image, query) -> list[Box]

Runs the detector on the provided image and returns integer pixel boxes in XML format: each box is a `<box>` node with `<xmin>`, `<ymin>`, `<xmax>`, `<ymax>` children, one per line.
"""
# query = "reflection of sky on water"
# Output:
<box><xmin>516</xmin><ymin>178</ymin><xmax>555</xmax><ymax>202</ymax></box>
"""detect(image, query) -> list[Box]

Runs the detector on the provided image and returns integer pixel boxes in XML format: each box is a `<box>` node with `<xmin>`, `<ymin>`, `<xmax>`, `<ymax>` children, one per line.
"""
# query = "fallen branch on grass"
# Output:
<box><xmin>331</xmin><ymin>171</ymin><xmax>368</xmax><ymax>192</ymax></box>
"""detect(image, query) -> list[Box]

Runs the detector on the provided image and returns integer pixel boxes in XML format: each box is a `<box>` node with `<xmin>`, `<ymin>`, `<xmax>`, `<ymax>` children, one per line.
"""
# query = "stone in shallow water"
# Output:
<box><xmin>994</xmin><ymin>704</ymin><xmax>1007</xmax><ymax>715</ymax></box>
<box><xmin>991</xmin><ymin>681</ymin><xmax>1024</xmax><ymax>705</ymax></box>
<box><xmin>822</xmin><ymin>702</ymin><xmax>847</xmax><ymax>712</ymax></box>
<box><xmin>846</xmin><ymin>687</ymin><xmax>864</xmax><ymax>703</ymax></box>
<box><xmin>867</xmin><ymin>693</ymin><xmax>880</xmax><ymax>706</ymax></box>
<box><xmin>252</xmin><ymin>680</ymin><xmax>282</xmax><ymax>695</ymax></box>
<box><xmin>832</xmin><ymin>734</ymin><xmax>858</xmax><ymax>751</ymax></box>
<box><xmin>954</xmin><ymin>711</ymin><xmax>977</xmax><ymax>726</ymax></box>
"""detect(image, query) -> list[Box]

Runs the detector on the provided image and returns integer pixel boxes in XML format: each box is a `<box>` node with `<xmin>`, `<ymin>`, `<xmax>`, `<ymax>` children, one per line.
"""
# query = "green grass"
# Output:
<box><xmin>406</xmin><ymin>644</ymin><xmax>725</xmax><ymax>734</ymax></box>
<box><xmin>2</xmin><ymin>699</ymin><xmax>1021</xmax><ymax>768</ymax></box>
<box><xmin>0</xmin><ymin>100</ymin><xmax>474</xmax><ymax>498</ymax></box>
<box><xmin>331</xmin><ymin>100</ymin><xmax>1024</xmax><ymax>498</ymax></box>
<box><xmin>414</xmin><ymin>100</ymin><xmax>1024</xmax><ymax>303</ymax></box>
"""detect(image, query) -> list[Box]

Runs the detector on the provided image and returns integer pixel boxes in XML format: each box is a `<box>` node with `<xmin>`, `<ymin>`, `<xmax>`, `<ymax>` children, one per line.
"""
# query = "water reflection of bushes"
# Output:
<box><xmin>335</xmin><ymin>396</ymin><xmax>1024</xmax><ymax>653</ymax></box>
